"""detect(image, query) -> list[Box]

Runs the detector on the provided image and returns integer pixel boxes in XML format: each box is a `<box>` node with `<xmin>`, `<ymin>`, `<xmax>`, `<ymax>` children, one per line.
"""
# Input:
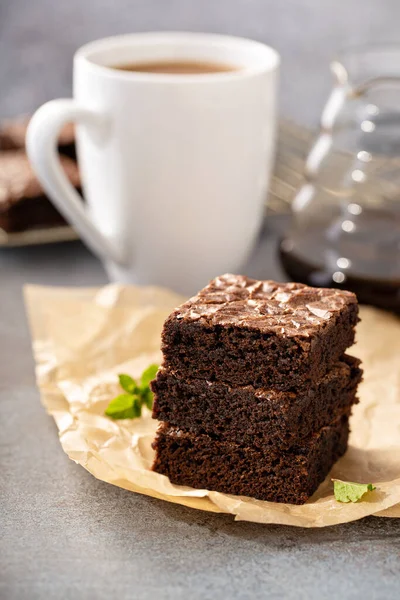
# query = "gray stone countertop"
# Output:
<box><xmin>1</xmin><ymin>220</ymin><xmax>399</xmax><ymax>600</ymax></box>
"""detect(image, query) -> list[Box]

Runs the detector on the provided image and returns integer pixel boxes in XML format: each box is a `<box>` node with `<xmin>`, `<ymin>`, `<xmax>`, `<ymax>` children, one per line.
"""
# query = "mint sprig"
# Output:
<box><xmin>105</xmin><ymin>364</ymin><xmax>159</xmax><ymax>420</ymax></box>
<box><xmin>332</xmin><ymin>479</ymin><xmax>376</xmax><ymax>503</ymax></box>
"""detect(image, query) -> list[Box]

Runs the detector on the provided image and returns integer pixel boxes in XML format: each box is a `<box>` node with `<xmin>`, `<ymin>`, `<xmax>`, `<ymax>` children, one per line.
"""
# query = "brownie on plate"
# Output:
<box><xmin>0</xmin><ymin>115</ymin><xmax>76</xmax><ymax>159</ymax></box>
<box><xmin>161</xmin><ymin>274</ymin><xmax>359</xmax><ymax>391</ymax></box>
<box><xmin>0</xmin><ymin>151</ymin><xmax>80</xmax><ymax>232</ymax></box>
<box><xmin>153</xmin><ymin>414</ymin><xmax>350</xmax><ymax>505</ymax></box>
<box><xmin>152</xmin><ymin>354</ymin><xmax>362</xmax><ymax>450</ymax></box>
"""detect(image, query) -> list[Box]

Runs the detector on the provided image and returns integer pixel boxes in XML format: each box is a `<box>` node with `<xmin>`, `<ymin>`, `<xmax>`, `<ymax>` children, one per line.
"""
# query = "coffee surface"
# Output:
<box><xmin>111</xmin><ymin>60</ymin><xmax>238</xmax><ymax>74</ymax></box>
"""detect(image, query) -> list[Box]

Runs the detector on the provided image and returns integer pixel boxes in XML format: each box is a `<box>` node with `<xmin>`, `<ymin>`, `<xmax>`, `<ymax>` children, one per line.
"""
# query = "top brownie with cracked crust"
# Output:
<box><xmin>173</xmin><ymin>274</ymin><xmax>358</xmax><ymax>338</ymax></box>
<box><xmin>161</xmin><ymin>274</ymin><xmax>359</xmax><ymax>389</ymax></box>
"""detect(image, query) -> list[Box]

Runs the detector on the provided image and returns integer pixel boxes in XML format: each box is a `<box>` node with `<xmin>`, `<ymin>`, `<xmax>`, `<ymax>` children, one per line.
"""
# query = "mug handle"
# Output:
<box><xmin>26</xmin><ymin>99</ymin><xmax>127</xmax><ymax>265</ymax></box>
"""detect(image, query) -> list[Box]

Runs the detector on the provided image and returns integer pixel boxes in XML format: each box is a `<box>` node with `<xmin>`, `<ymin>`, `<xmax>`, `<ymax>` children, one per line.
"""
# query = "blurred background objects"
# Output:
<box><xmin>0</xmin><ymin>0</ymin><xmax>398</xmax><ymax>125</ymax></box>
<box><xmin>1</xmin><ymin>0</ymin><xmax>400</xmax><ymax>309</ymax></box>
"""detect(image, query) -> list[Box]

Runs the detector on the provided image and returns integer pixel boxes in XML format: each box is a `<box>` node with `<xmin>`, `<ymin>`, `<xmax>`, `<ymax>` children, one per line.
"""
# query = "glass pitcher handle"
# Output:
<box><xmin>304</xmin><ymin>84</ymin><xmax>351</xmax><ymax>180</ymax></box>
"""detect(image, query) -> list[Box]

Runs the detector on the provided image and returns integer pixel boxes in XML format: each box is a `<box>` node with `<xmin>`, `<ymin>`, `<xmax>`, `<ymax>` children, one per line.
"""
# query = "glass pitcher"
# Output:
<box><xmin>279</xmin><ymin>45</ymin><xmax>400</xmax><ymax>312</ymax></box>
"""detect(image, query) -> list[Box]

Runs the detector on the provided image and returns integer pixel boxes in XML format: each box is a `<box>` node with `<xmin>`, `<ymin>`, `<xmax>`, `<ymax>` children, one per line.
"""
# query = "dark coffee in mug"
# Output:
<box><xmin>111</xmin><ymin>60</ymin><xmax>238</xmax><ymax>74</ymax></box>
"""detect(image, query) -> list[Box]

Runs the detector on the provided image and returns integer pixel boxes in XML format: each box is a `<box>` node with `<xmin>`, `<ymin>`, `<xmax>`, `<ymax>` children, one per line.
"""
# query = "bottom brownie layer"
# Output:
<box><xmin>152</xmin><ymin>416</ymin><xmax>349</xmax><ymax>504</ymax></box>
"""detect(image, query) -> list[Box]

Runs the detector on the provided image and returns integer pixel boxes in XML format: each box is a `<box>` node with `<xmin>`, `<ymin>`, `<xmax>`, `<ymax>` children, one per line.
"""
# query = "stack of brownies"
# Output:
<box><xmin>151</xmin><ymin>274</ymin><xmax>361</xmax><ymax>504</ymax></box>
<box><xmin>0</xmin><ymin>116</ymin><xmax>80</xmax><ymax>233</ymax></box>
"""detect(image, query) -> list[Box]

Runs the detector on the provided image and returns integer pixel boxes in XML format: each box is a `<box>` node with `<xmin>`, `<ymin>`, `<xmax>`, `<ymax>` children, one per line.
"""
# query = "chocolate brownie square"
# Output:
<box><xmin>152</xmin><ymin>414</ymin><xmax>350</xmax><ymax>504</ymax></box>
<box><xmin>161</xmin><ymin>274</ymin><xmax>358</xmax><ymax>390</ymax></box>
<box><xmin>0</xmin><ymin>151</ymin><xmax>80</xmax><ymax>232</ymax></box>
<box><xmin>152</xmin><ymin>355</ymin><xmax>362</xmax><ymax>449</ymax></box>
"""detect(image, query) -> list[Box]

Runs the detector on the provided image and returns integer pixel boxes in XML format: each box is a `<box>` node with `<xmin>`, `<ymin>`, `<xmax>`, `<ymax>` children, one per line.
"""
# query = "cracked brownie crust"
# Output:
<box><xmin>161</xmin><ymin>274</ymin><xmax>359</xmax><ymax>390</ymax></box>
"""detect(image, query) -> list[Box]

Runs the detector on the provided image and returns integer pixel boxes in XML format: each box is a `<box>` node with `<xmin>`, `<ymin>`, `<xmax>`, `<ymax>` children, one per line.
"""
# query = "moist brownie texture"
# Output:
<box><xmin>0</xmin><ymin>150</ymin><xmax>80</xmax><ymax>232</ymax></box>
<box><xmin>152</xmin><ymin>273</ymin><xmax>361</xmax><ymax>504</ymax></box>
<box><xmin>161</xmin><ymin>274</ymin><xmax>359</xmax><ymax>390</ymax></box>
<box><xmin>152</xmin><ymin>414</ymin><xmax>350</xmax><ymax>504</ymax></box>
<box><xmin>0</xmin><ymin>116</ymin><xmax>76</xmax><ymax>159</ymax></box>
<box><xmin>152</xmin><ymin>355</ymin><xmax>361</xmax><ymax>450</ymax></box>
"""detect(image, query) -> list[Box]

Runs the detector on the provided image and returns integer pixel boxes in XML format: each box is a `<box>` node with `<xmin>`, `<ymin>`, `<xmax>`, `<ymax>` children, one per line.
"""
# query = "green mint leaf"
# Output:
<box><xmin>142</xmin><ymin>387</ymin><xmax>154</xmax><ymax>410</ymax></box>
<box><xmin>105</xmin><ymin>394</ymin><xmax>137</xmax><ymax>419</ymax></box>
<box><xmin>105</xmin><ymin>365</ymin><xmax>159</xmax><ymax>420</ymax></box>
<box><xmin>118</xmin><ymin>374</ymin><xmax>138</xmax><ymax>394</ymax></box>
<box><xmin>131</xmin><ymin>396</ymin><xmax>142</xmax><ymax>418</ymax></box>
<box><xmin>333</xmin><ymin>479</ymin><xmax>376</xmax><ymax>503</ymax></box>
<box><xmin>140</xmin><ymin>364</ymin><xmax>159</xmax><ymax>389</ymax></box>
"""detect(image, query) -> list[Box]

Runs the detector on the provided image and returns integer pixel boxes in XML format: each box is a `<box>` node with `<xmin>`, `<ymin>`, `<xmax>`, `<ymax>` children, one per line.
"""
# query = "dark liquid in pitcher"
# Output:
<box><xmin>279</xmin><ymin>111</ymin><xmax>400</xmax><ymax>312</ymax></box>
<box><xmin>279</xmin><ymin>208</ymin><xmax>400</xmax><ymax>313</ymax></box>
<box><xmin>279</xmin><ymin>244</ymin><xmax>400</xmax><ymax>313</ymax></box>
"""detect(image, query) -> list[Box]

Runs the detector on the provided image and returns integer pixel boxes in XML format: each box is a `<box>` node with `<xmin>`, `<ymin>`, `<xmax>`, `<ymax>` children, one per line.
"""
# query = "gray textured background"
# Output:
<box><xmin>1</xmin><ymin>0</ymin><xmax>400</xmax><ymax>125</ymax></box>
<box><xmin>1</xmin><ymin>2</ymin><xmax>400</xmax><ymax>599</ymax></box>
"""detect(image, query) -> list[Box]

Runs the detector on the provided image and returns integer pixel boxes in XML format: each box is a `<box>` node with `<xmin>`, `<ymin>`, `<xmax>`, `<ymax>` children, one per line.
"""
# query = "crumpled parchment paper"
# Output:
<box><xmin>24</xmin><ymin>284</ymin><xmax>400</xmax><ymax>527</ymax></box>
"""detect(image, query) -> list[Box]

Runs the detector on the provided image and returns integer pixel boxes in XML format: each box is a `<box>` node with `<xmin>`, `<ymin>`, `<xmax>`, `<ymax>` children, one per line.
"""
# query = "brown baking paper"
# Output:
<box><xmin>24</xmin><ymin>284</ymin><xmax>400</xmax><ymax>527</ymax></box>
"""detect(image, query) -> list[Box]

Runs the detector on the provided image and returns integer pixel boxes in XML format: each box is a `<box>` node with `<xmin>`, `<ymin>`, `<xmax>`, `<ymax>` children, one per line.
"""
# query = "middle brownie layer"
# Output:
<box><xmin>152</xmin><ymin>354</ymin><xmax>362</xmax><ymax>450</ymax></box>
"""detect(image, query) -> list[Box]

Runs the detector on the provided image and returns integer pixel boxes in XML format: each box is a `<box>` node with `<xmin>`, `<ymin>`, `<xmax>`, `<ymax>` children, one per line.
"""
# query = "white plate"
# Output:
<box><xmin>0</xmin><ymin>225</ymin><xmax>79</xmax><ymax>247</ymax></box>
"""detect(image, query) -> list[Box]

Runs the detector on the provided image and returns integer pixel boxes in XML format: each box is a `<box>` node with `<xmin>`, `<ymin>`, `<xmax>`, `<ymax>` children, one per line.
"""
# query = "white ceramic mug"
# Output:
<box><xmin>27</xmin><ymin>32</ymin><xmax>279</xmax><ymax>293</ymax></box>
